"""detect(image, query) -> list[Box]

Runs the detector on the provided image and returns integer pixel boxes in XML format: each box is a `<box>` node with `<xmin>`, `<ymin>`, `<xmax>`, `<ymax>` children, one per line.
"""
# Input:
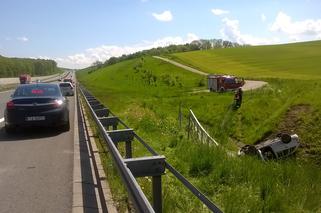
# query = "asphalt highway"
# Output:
<box><xmin>0</xmin><ymin>86</ymin><xmax>74</xmax><ymax>212</ymax></box>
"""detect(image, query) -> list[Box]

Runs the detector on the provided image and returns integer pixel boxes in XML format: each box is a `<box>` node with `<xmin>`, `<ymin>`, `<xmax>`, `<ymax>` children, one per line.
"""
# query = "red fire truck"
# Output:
<box><xmin>208</xmin><ymin>74</ymin><xmax>245</xmax><ymax>92</ymax></box>
<box><xmin>19</xmin><ymin>74</ymin><xmax>31</xmax><ymax>84</ymax></box>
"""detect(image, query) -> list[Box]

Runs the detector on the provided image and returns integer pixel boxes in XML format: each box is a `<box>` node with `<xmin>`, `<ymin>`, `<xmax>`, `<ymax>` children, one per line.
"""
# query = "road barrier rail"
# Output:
<box><xmin>79</xmin><ymin>85</ymin><xmax>222</xmax><ymax>213</ymax></box>
<box><xmin>188</xmin><ymin>109</ymin><xmax>219</xmax><ymax>146</ymax></box>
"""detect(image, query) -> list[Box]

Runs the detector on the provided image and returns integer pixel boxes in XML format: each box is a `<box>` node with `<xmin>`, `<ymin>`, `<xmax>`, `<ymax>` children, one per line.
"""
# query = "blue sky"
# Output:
<box><xmin>1</xmin><ymin>0</ymin><xmax>321</xmax><ymax>68</ymax></box>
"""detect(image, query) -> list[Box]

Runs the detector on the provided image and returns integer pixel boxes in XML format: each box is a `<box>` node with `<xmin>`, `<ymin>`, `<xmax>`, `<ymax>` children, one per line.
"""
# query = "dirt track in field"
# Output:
<box><xmin>153</xmin><ymin>56</ymin><xmax>268</xmax><ymax>91</ymax></box>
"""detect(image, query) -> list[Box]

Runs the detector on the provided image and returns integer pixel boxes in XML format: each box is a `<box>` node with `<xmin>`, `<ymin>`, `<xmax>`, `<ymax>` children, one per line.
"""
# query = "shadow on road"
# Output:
<box><xmin>0</xmin><ymin>126</ymin><xmax>63</xmax><ymax>142</ymax></box>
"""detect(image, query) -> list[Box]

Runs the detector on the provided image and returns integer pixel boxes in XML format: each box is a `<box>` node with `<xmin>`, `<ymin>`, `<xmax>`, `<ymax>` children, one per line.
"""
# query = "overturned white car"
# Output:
<box><xmin>239</xmin><ymin>133</ymin><xmax>300</xmax><ymax>161</ymax></box>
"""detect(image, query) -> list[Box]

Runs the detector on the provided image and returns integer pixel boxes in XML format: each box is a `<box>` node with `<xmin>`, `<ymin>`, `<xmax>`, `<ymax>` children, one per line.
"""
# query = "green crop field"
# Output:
<box><xmin>77</xmin><ymin>41</ymin><xmax>321</xmax><ymax>213</ymax></box>
<box><xmin>171</xmin><ymin>40</ymin><xmax>321</xmax><ymax>80</ymax></box>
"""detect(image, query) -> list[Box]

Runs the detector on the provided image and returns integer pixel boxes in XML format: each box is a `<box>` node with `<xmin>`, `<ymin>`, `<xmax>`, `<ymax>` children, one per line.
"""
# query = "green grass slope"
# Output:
<box><xmin>77</xmin><ymin>46</ymin><xmax>321</xmax><ymax>212</ymax></box>
<box><xmin>78</xmin><ymin>57</ymin><xmax>205</xmax><ymax>112</ymax></box>
<box><xmin>171</xmin><ymin>40</ymin><xmax>321</xmax><ymax>80</ymax></box>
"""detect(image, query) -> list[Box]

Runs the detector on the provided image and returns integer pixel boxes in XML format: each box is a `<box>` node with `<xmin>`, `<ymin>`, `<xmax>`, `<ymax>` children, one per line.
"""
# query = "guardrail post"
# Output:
<box><xmin>152</xmin><ymin>175</ymin><xmax>162</xmax><ymax>213</ymax></box>
<box><xmin>99</xmin><ymin>117</ymin><xmax>119</xmax><ymax>131</ymax></box>
<box><xmin>125</xmin><ymin>140</ymin><xmax>132</xmax><ymax>159</ymax></box>
<box><xmin>201</xmin><ymin>132</ymin><xmax>204</xmax><ymax>143</ymax></box>
<box><xmin>178</xmin><ymin>102</ymin><xmax>182</xmax><ymax>129</ymax></box>
<box><xmin>187</xmin><ymin>112</ymin><xmax>191</xmax><ymax>140</ymax></box>
<box><xmin>113</xmin><ymin>124</ymin><xmax>117</xmax><ymax>130</ymax></box>
<box><xmin>124</xmin><ymin>156</ymin><xmax>165</xmax><ymax>213</ymax></box>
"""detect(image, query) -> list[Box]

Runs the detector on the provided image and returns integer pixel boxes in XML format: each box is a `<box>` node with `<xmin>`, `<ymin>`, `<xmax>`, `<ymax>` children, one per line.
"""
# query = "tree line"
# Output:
<box><xmin>90</xmin><ymin>38</ymin><xmax>248</xmax><ymax>70</ymax></box>
<box><xmin>0</xmin><ymin>55</ymin><xmax>60</xmax><ymax>78</ymax></box>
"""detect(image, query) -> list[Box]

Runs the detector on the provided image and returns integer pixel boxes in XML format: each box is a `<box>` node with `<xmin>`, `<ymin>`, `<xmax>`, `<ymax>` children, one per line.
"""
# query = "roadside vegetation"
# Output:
<box><xmin>0</xmin><ymin>55</ymin><xmax>60</xmax><ymax>77</ymax></box>
<box><xmin>88</xmin><ymin>38</ymin><xmax>244</xmax><ymax>73</ymax></box>
<box><xmin>77</xmin><ymin>40</ymin><xmax>321</xmax><ymax>212</ymax></box>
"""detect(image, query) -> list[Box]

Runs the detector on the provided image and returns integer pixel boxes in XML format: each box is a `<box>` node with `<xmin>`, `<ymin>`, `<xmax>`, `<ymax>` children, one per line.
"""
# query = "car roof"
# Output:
<box><xmin>13</xmin><ymin>83</ymin><xmax>62</xmax><ymax>98</ymax></box>
<box><xmin>59</xmin><ymin>82</ymin><xmax>73</xmax><ymax>85</ymax></box>
<box><xmin>17</xmin><ymin>83</ymin><xmax>59</xmax><ymax>87</ymax></box>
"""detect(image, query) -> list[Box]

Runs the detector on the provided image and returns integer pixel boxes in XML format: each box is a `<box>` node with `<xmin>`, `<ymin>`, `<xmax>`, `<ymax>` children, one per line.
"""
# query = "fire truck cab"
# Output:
<box><xmin>208</xmin><ymin>74</ymin><xmax>244</xmax><ymax>92</ymax></box>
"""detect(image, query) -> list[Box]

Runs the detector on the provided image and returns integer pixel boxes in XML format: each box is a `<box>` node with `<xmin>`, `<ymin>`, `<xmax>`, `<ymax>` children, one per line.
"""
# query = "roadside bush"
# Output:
<box><xmin>188</xmin><ymin>145</ymin><xmax>214</xmax><ymax>177</ymax></box>
<box><xmin>198</xmin><ymin>78</ymin><xmax>206</xmax><ymax>87</ymax></box>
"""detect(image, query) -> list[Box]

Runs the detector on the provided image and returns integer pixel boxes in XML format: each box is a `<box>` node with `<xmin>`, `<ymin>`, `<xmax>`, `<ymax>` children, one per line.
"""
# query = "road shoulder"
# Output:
<box><xmin>72</xmin><ymin>87</ymin><xmax>117</xmax><ymax>213</ymax></box>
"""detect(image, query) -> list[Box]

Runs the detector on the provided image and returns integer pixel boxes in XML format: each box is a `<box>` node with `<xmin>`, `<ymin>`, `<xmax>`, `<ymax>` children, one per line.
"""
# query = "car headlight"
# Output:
<box><xmin>54</xmin><ymin>99</ymin><xmax>64</xmax><ymax>107</ymax></box>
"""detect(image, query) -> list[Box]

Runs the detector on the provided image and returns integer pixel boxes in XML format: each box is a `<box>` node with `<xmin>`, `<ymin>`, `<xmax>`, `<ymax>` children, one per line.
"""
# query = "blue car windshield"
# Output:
<box><xmin>13</xmin><ymin>84</ymin><xmax>61</xmax><ymax>97</ymax></box>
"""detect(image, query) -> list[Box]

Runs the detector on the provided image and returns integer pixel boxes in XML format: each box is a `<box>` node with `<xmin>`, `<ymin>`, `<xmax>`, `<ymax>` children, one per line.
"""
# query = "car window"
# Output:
<box><xmin>224</xmin><ymin>78</ymin><xmax>235</xmax><ymax>84</ymax></box>
<box><xmin>13</xmin><ymin>84</ymin><xmax>61</xmax><ymax>97</ymax></box>
<box><xmin>59</xmin><ymin>83</ymin><xmax>72</xmax><ymax>88</ymax></box>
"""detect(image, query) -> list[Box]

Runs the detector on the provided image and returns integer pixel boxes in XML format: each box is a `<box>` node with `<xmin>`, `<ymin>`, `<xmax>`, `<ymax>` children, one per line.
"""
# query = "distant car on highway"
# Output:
<box><xmin>59</xmin><ymin>82</ymin><xmax>74</xmax><ymax>96</ymax></box>
<box><xmin>63</xmin><ymin>78</ymin><xmax>74</xmax><ymax>86</ymax></box>
<box><xmin>19</xmin><ymin>74</ymin><xmax>31</xmax><ymax>84</ymax></box>
<box><xmin>4</xmin><ymin>83</ymin><xmax>70</xmax><ymax>133</ymax></box>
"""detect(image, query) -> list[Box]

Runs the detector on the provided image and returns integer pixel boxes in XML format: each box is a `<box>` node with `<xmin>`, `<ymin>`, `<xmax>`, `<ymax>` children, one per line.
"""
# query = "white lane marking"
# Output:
<box><xmin>0</xmin><ymin>118</ymin><xmax>4</xmax><ymax>123</ymax></box>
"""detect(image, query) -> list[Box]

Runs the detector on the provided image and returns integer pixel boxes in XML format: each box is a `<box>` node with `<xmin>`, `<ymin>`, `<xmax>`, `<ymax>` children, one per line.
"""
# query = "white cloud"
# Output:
<box><xmin>56</xmin><ymin>33</ymin><xmax>199</xmax><ymax>69</ymax></box>
<box><xmin>270</xmin><ymin>11</ymin><xmax>321</xmax><ymax>39</ymax></box>
<box><xmin>261</xmin><ymin>13</ymin><xmax>266</xmax><ymax>22</ymax></box>
<box><xmin>186</xmin><ymin>33</ymin><xmax>199</xmax><ymax>43</ymax></box>
<box><xmin>289</xmin><ymin>35</ymin><xmax>300</xmax><ymax>42</ymax></box>
<box><xmin>220</xmin><ymin>17</ymin><xmax>279</xmax><ymax>45</ymax></box>
<box><xmin>38</xmin><ymin>56</ymin><xmax>51</xmax><ymax>60</ymax></box>
<box><xmin>152</xmin><ymin>10</ymin><xmax>173</xmax><ymax>22</ymax></box>
<box><xmin>211</xmin><ymin>9</ymin><xmax>229</xmax><ymax>16</ymax></box>
<box><xmin>17</xmin><ymin>36</ymin><xmax>29</xmax><ymax>42</ymax></box>
<box><xmin>29</xmin><ymin>56</ymin><xmax>55</xmax><ymax>60</ymax></box>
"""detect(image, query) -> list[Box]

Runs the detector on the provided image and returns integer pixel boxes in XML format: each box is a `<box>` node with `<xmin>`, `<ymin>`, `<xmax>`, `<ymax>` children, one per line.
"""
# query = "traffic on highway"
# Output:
<box><xmin>4</xmin><ymin>83</ymin><xmax>70</xmax><ymax>133</ymax></box>
<box><xmin>0</xmin><ymin>73</ymin><xmax>75</xmax><ymax>212</ymax></box>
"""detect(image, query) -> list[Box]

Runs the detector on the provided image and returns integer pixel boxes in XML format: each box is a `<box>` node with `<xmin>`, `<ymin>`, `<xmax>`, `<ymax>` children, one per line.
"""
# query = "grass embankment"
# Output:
<box><xmin>170</xmin><ymin>40</ymin><xmax>321</xmax><ymax>80</ymax></box>
<box><xmin>77</xmin><ymin>41</ymin><xmax>321</xmax><ymax>212</ymax></box>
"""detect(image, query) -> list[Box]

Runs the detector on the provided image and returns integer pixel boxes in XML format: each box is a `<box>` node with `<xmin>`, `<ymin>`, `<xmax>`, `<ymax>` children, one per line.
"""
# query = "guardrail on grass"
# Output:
<box><xmin>78</xmin><ymin>85</ymin><xmax>222</xmax><ymax>213</ymax></box>
<box><xmin>188</xmin><ymin>109</ymin><xmax>219</xmax><ymax>146</ymax></box>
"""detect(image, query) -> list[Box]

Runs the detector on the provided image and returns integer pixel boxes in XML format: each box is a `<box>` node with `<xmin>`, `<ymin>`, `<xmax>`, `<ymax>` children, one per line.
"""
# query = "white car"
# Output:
<box><xmin>239</xmin><ymin>133</ymin><xmax>300</xmax><ymax>161</ymax></box>
<box><xmin>59</xmin><ymin>82</ymin><xmax>74</xmax><ymax>96</ymax></box>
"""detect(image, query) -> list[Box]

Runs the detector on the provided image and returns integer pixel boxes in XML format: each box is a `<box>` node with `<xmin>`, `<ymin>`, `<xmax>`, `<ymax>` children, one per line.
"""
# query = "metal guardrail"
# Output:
<box><xmin>79</xmin><ymin>85</ymin><xmax>222</xmax><ymax>213</ymax></box>
<box><xmin>188</xmin><ymin>109</ymin><xmax>219</xmax><ymax>146</ymax></box>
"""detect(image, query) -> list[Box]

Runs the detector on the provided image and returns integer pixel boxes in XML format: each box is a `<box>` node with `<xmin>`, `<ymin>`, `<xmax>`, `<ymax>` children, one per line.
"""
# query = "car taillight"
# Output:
<box><xmin>54</xmin><ymin>99</ymin><xmax>64</xmax><ymax>108</ymax></box>
<box><xmin>6</xmin><ymin>101</ymin><xmax>15</xmax><ymax>109</ymax></box>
